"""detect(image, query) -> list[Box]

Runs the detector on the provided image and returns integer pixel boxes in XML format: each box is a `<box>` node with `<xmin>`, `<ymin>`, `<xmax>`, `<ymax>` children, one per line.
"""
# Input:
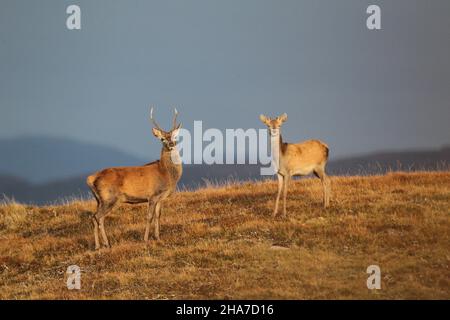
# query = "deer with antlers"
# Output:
<box><xmin>86</xmin><ymin>107</ymin><xmax>182</xmax><ymax>250</ymax></box>
<box><xmin>260</xmin><ymin>113</ymin><xmax>330</xmax><ymax>217</ymax></box>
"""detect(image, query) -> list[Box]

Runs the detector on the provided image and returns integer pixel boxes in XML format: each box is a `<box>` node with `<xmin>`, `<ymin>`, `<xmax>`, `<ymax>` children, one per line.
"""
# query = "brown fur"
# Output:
<box><xmin>260</xmin><ymin>113</ymin><xmax>331</xmax><ymax>216</ymax></box>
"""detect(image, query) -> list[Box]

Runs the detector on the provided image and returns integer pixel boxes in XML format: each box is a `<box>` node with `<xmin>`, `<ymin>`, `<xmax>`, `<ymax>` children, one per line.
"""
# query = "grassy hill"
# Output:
<box><xmin>0</xmin><ymin>171</ymin><xmax>449</xmax><ymax>299</ymax></box>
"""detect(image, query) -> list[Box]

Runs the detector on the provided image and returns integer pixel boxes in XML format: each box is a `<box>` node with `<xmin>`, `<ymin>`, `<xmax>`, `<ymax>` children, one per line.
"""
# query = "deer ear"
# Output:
<box><xmin>171</xmin><ymin>127</ymin><xmax>181</xmax><ymax>139</ymax></box>
<box><xmin>278</xmin><ymin>113</ymin><xmax>288</xmax><ymax>122</ymax></box>
<box><xmin>152</xmin><ymin>127</ymin><xmax>163</xmax><ymax>138</ymax></box>
<box><xmin>259</xmin><ymin>114</ymin><xmax>269</xmax><ymax>125</ymax></box>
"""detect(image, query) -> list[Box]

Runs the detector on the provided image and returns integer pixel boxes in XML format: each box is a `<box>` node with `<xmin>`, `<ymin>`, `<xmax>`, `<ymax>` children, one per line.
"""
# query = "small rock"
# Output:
<box><xmin>270</xmin><ymin>245</ymin><xmax>290</xmax><ymax>250</ymax></box>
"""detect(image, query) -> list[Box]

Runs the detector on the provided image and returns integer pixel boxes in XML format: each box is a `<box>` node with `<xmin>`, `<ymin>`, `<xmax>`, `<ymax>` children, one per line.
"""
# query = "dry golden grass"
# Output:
<box><xmin>0</xmin><ymin>171</ymin><xmax>449</xmax><ymax>299</ymax></box>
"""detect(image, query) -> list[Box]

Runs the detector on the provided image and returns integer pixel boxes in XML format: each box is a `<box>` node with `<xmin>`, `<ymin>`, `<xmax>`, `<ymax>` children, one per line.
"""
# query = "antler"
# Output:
<box><xmin>172</xmin><ymin>107</ymin><xmax>179</xmax><ymax>129</ymax></box>
<box><xmin>150</xmin><ymin>106</ymin><xmax>162</xmax><ymax>130</ymax></box>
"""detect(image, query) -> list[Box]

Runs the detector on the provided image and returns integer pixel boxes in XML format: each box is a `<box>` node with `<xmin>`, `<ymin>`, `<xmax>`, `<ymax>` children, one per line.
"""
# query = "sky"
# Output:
<box><xmin>0</xmin><ymin>0</ymin><xmax>449</xmax><ymax>160</ymax></box>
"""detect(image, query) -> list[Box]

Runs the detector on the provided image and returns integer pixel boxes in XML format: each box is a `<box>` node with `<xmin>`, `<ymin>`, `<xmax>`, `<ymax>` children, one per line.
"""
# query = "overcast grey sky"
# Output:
<box><xmin>0</xmin><ymin>0</ymin><xmax>449</xmax><ymax>160</ymax></box>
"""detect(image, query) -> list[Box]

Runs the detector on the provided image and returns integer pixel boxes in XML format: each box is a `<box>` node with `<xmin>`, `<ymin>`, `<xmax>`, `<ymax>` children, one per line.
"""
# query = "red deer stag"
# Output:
<box><xmin>87</xmin><ymin>108</ymin><xmax>182</xmax><ymax>249</ymax></box>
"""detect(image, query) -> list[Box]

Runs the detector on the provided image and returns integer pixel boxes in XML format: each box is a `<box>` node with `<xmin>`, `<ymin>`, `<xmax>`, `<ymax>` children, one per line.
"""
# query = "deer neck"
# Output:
<box><xmin>270</xmin><ymin>132</ymin><xmax>286</xmax><ymax>158</ymax></box>
<box><xmin>269</xmin><ymin>131</ymin><xmax>289</xmax><ymax>174</ymax></box>
<box><xmin>159</xmin><ymin>147</ymin><xmax>183</xmax><ymax>181</ymax></box>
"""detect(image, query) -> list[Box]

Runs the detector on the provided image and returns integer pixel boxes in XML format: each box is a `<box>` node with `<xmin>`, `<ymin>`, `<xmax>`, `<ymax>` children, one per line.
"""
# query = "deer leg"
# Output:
<box><xmin>98</xmin><ymin>216</ymin><xmax>111</xmax><ymax>248</ymax></box>
<box><xmin>282</xmin><ymin>175</ymin><xmax>290</xmax><ymax>217</ymax></box>
<box><xmin>92</xmin><ymin>215</ymin><xmax>100</xmax><ymax>250</ymax></box>
<box><xmin>323</xmin><ymin>174</ymin><xmax>331</xmax><ymax>208</ymax></box>
<box><xmin>93</xmin><ymin>203</ymin><xmax>111</xmax><ymax>250</ymax></box>
<box><xmin>144</xmin><ymin>201</ymin><xmax>156</xmax><ymax>242</ymax></box>
<box><xmin>154</xmin><ymin>202</ymin><xmax>162</xmax><ymax>240</ymax></box>
<box><xmin>96</xmin><ymin>202</ymin><xmax>114</xmax><ymax>248</ymax></box>
<box><xmin>273</xmin><ymin>173</ymin><xmax>284</xmax><ymax>217</ymax></box>
<box><xmin>314</xmin><ymin>166</ymin><xmax>331</xmax><ymax>208</ymax></box>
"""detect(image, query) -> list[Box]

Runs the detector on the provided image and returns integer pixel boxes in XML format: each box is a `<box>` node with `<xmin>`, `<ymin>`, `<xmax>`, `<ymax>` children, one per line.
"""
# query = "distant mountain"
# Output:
<box><xmin>0</xmin><ymin>135</ymin><xmax>448</xmax><ymax>204</ymax></box>
<box><xmin>327</xmin><ymin>147</ymin><xmax>450</xmax><ymax>175</ymax></box>
<box><xmin>0</xmin><ymin>136</ymin><xmax>145</xmax><ymax>183</ymax></box>
<box><xmin>0</xmin><ymin>165</ymin><xmax>263</xmax><ymax>204</ymax></box>
<box><xmin>0</xmin><ymin>174</ymin><xmax>31</xmax><ymax>200</ymax></box>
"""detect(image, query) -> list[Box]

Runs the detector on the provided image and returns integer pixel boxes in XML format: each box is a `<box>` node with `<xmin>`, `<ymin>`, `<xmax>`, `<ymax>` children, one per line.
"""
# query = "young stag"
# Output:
<box><xmin>260</xmin><ymin>113</ymin><xmax>330</xmax><ymax>217</ymax></box>
<box><xmin>87</xmin><ymin>108</ymin><xmax>182</xmax><ymax>250</ymax></box>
